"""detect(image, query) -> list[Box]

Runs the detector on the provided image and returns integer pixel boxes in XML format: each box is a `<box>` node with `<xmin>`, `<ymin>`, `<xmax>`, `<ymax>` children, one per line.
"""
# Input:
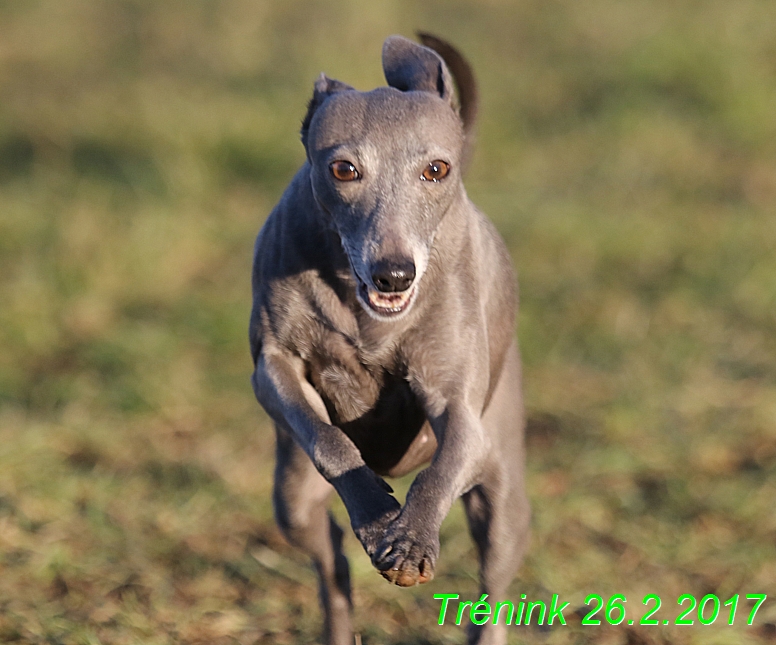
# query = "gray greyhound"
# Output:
<box><xmin>249</xmin><ymin>33</ymin><xmax>530</xmax><ymax>645</ymax></box>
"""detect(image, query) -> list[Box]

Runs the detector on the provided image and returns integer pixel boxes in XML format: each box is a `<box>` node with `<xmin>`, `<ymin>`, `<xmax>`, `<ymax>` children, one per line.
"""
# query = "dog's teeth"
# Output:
<box><xmin>366</xmin><ymin>287</ymin><xmax>413</xmax><ymax>313</ymax></box>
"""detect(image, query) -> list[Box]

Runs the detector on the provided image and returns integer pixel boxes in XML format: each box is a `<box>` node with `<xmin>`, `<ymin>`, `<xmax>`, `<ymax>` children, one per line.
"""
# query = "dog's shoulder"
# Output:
<box><xmin>254</xmin><ymin>166</ymin><xmax>320</xmax><ymax>277</ymax></box>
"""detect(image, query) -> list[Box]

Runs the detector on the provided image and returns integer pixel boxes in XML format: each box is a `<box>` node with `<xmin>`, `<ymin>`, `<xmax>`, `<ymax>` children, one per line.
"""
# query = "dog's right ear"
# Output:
<box><xmin>301</xmin><ymin>73</ymin><xmax>354</xmax><ymax>151</ymax></box>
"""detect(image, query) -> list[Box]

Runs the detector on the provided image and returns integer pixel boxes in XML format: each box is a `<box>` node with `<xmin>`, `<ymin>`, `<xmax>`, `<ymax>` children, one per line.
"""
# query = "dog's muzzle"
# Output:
<box><xmin>356</xmin><ymin>258</ymin><xmax>418</xmax><ymax>318</ymax></box>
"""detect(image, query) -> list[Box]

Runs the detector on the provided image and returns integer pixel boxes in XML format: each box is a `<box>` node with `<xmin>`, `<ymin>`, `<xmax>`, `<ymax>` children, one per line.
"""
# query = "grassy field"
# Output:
<box><xmin>2</xmin><ymin>1</ymin><xmax>776</xmax><ymax>643</ymax></box>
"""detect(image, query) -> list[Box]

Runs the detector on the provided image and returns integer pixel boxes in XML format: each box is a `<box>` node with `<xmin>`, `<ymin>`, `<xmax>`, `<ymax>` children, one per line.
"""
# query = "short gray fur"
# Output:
<box><xmin>249</xmin><ymin>33</ymin><xmax>530</xmax><ymax>645</ymax></box>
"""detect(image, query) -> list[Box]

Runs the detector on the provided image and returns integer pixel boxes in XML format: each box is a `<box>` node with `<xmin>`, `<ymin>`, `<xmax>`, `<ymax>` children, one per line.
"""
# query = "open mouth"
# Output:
<box><xmin>357</xmin><ymin>278</ymin><xmax>417</xmax><ymax>318</ymax></box>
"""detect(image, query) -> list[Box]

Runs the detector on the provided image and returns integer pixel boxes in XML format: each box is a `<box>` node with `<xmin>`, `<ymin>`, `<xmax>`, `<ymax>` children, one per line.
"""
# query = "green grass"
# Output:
<box><xmin>2</xmin><ymin>1</ymin><xmax>776</xmax><ymax>643</ymax></box>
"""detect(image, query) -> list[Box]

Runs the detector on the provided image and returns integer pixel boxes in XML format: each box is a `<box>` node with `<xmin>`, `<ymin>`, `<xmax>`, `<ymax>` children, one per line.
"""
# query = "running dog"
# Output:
<box><xmin>249</xmin><ymin>33</ymin><xmax>530</xmax><ymax>645</ymax></box>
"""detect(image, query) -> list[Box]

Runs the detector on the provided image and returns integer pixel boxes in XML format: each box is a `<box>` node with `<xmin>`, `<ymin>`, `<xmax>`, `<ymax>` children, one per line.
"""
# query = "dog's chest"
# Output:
<box><xmin>307</xmin><ymin>332</ymin><xmax>431</xmax><ymax>475</ymax></box>
<box><xmin>306</xmin><ymin>329</ymin><xmax>400</xmax><ymax>424</ymax></box>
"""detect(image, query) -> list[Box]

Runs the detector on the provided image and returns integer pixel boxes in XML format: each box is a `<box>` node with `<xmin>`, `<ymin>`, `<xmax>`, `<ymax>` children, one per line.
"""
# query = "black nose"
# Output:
<box><xmin>371</xmin><ymin>259</ymin><xmax>416</xmax><ymax>293</ymax></box>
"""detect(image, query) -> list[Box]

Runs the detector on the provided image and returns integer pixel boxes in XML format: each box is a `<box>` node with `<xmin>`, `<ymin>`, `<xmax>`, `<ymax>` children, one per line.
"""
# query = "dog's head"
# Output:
<box><xmin>301</xmin><ymin>35</ymin><xmax>472</xmax><ymax>321</ymax></box>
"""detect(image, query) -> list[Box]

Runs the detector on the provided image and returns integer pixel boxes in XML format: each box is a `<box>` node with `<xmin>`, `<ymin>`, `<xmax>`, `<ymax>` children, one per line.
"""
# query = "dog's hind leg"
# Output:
<box><xmin>273</xmin><ymin>425</ymin><xmax>353</xmax><ymax>645</ymax></box>
<box><xmin>462</xmin><ymin>344</ymin><xmax>531</xmax><ymax>645</ymax></box>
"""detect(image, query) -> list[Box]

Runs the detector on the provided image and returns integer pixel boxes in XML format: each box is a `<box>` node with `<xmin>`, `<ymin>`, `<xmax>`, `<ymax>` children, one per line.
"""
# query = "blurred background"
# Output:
<box><xmin>1</xmin><ymin>1</ymin><xmax>776</xmax><ymax>643</ymax></box>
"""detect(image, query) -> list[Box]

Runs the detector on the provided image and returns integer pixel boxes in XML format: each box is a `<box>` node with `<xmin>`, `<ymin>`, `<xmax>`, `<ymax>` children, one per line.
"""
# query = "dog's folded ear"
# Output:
<box><xmin>301</xmin><ymin>73</ymin><xmax>354</xmax><ymax>150</ymax></box>
<box><xmin>388</xmin><ymin>33</ymin><xmax>479</xmax><ymax>172</ymax></box>
<box><xmin>382</xmin><ymin>35</ymin><xmax>455</xmax><ymax>106</ymax></box>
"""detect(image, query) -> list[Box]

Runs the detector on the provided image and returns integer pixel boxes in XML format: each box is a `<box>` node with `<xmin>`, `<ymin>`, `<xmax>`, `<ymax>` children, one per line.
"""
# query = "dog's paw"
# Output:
<box><xmin>352</xmin><ymin>505</ymin><xmax>401</xmax><ymax>558</ymax></box>
<box><xmin>371</xmin><ymin>515</ymin><xmax>439</xmax><ymax>587</ymax></box>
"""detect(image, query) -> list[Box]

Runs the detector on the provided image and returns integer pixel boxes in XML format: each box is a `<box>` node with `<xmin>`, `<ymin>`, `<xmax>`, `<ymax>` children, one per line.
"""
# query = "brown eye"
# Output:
<box><xmin>330</xmin><ymin>160</ymin><xmax>360</xmax><ymax>181</ymax></box>
<box><xmin>421</xmin><ymin>160</ymin><xmax>450</xmax><ymax>182</ymax></box>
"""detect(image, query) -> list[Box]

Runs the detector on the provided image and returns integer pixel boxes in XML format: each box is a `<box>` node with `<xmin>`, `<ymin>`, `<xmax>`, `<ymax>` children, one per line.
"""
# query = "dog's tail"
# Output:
<box><xmin>417</xmin><ymin>32</ymin><xmax>478</xmax><ymax>172</ymax></box>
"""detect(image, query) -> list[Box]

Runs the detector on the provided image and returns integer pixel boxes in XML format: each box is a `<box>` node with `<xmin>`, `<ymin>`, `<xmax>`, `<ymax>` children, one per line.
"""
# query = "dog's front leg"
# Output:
<box><xmin>253</xmin><ymin>348</ymin><xmax>402</xmax><ymax>553</ymax></box>
<box><xmin>372</xmin><ymin>401</ymin><xmax>489</xmax><ymax>586</ymax></box>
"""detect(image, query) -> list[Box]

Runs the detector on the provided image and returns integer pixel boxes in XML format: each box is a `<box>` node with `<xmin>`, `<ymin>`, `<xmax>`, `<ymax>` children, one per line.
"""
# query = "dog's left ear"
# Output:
<box><xmin>301</xmin><ymin>73</ymin><xmax>354</xmax><ymax>151</ymax></box>
<box><xmin>382</xmin><ymin>35</ymin><xmax>455</xmax><ymax>106</ymax></box>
